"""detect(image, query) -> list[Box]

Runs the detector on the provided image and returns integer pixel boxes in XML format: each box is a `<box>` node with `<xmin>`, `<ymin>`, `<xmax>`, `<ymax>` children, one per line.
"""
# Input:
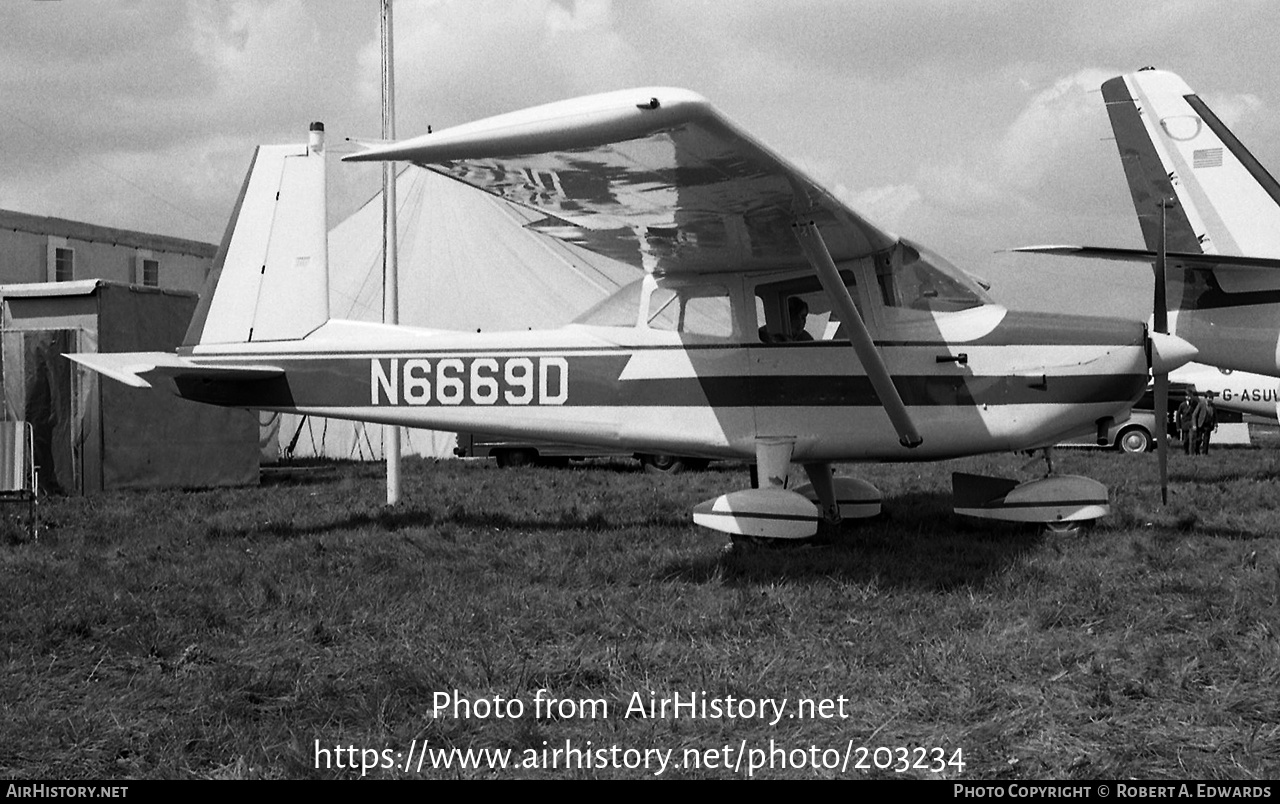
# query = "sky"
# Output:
<box><xmin>3</xmin><ymin>0</ymin><xmax>1279</xmax><ymax>319</ymax></box>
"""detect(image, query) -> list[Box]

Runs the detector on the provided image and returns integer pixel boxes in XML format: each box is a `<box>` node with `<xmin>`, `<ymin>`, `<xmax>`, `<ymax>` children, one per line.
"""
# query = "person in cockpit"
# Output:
<box><xmin>758</xmin><ymin>296</ymin><xmax>815</xmax><ymax>343</ymax></box>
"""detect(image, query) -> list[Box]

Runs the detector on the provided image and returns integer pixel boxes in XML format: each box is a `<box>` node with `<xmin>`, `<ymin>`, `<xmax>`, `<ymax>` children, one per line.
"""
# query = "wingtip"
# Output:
<box><xmin>66</xmin><ymin>353</ymin><xmax>155</xmax><ymax>388</ymax></box>
<box><xmin>1007</xmin><ymin>245</ymin><xmax>1084</xmax><ymax>254</ymax></box>
<box><xmin>341</xmin><ymin>86</ymin><xmax>714</xmax><ymax>164</ymax></box>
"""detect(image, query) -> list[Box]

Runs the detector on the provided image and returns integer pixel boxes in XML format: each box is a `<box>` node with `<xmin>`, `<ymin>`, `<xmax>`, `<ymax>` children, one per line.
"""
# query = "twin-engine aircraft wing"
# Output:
<box><xmin>345</xmin><ymin>87</ymin><xmax>922</xmax><ymax>446</ymax></box>
<box><xmin>343</xmin><ymin>87</ymin><xmax>899</xmax><ymax>276</ymax></box>
<box><xmin>1012</xmin><ymin>245</ymin><xmax>1280</xmax><ymax>271</ymax></box>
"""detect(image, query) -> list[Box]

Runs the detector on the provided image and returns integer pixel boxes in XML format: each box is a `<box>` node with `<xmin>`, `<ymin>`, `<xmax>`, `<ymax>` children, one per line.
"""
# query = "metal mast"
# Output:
<box><xmin>380</xmin><ymin>0</ymin><xmax>401</xmax><ymax>504</ymax></box>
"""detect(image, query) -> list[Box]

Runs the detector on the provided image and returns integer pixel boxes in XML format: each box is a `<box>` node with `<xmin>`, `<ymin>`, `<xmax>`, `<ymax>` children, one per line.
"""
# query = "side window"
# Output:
<box><xmin>647</xmin><ymin>284</ymin><xmax>734</xmax><ymax>338</ymax></box>
<box><xmin>754</xmin><ymin>272</ymin><xmax>858</xmax><ymax>343</ymax></box>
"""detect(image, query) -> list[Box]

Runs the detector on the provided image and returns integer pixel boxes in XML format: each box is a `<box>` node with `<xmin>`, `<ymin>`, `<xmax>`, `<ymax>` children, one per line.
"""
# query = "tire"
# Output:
<box><xmin>494</xmin><ymin>449</ymin><xmax>536</xmax><ymax>468</ymax></box>
<box><xmin>1117</xmin><ymin>426</ymin><xmax>1153</xmax><ymax>454</ymax></box>
<box><xmin>640</xmin><ymin>454</ymin><xmax>686</xmax><ymax>474</ymax></box>
<box><xmin>1043</xmin><ymin>520</ymin><xmax>1088</xmax><ymax>537</ymax></box>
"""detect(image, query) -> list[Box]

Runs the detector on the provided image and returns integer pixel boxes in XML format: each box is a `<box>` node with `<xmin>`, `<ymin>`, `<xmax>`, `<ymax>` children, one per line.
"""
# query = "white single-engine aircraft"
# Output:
<box><xmin>1018</xmin><ymin>68</ymin><xmax>1280</xmax><ymax>379</ymax></box>
<box><xmin>71</xmin><ymin>89</ymin><xmax>1197</xmax><ymax>539</ymax></box>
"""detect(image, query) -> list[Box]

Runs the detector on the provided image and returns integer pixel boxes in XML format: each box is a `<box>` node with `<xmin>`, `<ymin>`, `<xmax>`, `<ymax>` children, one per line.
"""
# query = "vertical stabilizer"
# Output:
<box><xmin>1104</xmin><ymin>69</ymin><xmax>1280</xmax><ymax>259</ymax></box>
<box><xmin>1102</xmin><ymin>71</ymin><xmax>1280</xmax><ymax>375</ymax></box>
<box><xmin>183</xmin><ymin>123</ymin><xmax>330</xmax><ymax>347</ymax></box>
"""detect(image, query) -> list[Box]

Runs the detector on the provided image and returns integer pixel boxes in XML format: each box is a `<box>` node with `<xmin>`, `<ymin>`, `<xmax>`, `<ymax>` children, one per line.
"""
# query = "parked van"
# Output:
<box><xmin>453</xmin><ymin>432</ymin><xmax>710</xmax><ymax>473</ymax></box>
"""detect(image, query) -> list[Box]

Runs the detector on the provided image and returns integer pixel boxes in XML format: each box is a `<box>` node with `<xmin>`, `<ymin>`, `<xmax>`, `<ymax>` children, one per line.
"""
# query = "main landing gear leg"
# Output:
<box><xmin>1019</xmin><ymin>446</ymin><xmax>1056</xmax><ymax>478</ymax></box>
<box><xmin>755</xmin><ymin>438</ymin><xmax>794</xmax><ymax>490</ymax></box>
<box><xmin>802</xmin><ymin>462</ymin><xmax>842</xmax><ymax>527</ymax></box>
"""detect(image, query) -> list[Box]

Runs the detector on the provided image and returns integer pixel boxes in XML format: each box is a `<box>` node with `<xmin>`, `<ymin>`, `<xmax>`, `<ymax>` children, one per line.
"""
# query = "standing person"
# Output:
<box><xmin>1176</xmin><ymin>391</ymin><xmax>1196</xmax><ymax>455</ymax></box>
<box><xmin>1190</xmin><ymin>393</ymin><xmax>1208</xmax><ymax>455</ymax></box>
<box><xmin>1197</xmin><ymin>393</ymin><xmax>1217</xmax><ymax>455</ymax></box>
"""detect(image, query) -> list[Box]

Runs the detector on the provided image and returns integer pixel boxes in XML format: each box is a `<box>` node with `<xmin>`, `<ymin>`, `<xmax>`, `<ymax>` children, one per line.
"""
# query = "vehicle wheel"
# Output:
<box><xmin>1043</xmin><ymin>520</ymin><xmax>1089</xmax><ymax>537</ymax></box>
<box><xmin>1117</xmin><ymin>426</ymin><xmax>1153</xmax><ymax>454</ymax></box>
<box><xmin>640</xmin><ymin>454</ymin><xmax>686</xmax><ymax>474</ymax></box>
<box><xmin>495</xmin><ymin>449</ymin><xmax>536</xmax><ymax>468</ymax></box>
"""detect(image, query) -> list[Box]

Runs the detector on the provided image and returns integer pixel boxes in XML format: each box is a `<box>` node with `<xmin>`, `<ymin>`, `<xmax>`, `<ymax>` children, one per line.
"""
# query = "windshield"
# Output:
<box><xmin>876</xmin><ymin>240</ymin><xmax>991</xmax><ymax>312</ymax></box>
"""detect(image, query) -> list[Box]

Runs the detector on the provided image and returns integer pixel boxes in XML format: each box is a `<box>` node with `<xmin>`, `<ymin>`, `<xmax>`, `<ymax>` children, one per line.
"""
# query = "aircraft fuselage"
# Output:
<box><xmin>169</xmin><ymin>307</ymin><xmax>1151</xmax><ymax>463</ymax></box>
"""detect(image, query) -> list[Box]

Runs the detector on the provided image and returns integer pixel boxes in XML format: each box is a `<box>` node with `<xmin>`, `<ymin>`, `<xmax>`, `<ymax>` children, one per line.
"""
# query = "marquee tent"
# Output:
<box><xmin>273</xmin><ymin>166</ymin><xmax>639</xmax><ymax>461</ymax></box>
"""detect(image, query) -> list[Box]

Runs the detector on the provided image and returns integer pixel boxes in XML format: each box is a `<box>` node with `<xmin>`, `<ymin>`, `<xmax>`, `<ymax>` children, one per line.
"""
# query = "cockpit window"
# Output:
<box><xmin>573</xmin><ymin>277</ymin><xmax>735</xmax><ymax>339</ymax></box>
<box><xmin>876</xmin><ymin>241</ymin><xmax>990</xmax><ymax>312</ymax></box>
<box><xmin>647</xmin><ymin>284</ymin><xmax>734</xmax><ymax>338</ymax></box>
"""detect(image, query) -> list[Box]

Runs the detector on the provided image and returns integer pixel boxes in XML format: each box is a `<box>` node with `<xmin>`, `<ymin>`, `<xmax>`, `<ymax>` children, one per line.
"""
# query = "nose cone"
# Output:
<box><xmin>1149</xmin><ymin>331</ymin><xmax>1199</xmax><ymax>374</ymax></box>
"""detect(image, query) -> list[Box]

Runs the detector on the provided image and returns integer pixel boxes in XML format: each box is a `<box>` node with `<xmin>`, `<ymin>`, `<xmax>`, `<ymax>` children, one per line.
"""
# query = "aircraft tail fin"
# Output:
<box><xmin>183</xmin><ymin>123</ymin><xmax>330</xmax><ymax>347</ymax></box>
<box><xmin>1103</xmin><ymin>69</ymin><xmax>1280</xmax><ymax>261</ymax></box>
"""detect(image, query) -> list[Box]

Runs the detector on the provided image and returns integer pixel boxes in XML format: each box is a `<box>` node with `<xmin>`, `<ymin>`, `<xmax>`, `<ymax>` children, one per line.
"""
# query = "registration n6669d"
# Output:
<box><xmin>370</xmin><ymin>356</ymin><xmax>569</xmax><ymax>406</ymax></box>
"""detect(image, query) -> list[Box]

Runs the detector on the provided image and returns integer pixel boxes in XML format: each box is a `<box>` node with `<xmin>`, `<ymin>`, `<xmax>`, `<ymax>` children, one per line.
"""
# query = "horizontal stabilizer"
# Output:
<box><xmin>67</xmin><ymin>352</ymin><xmax>283</xmax><ymax>390</ymax></box>
<box><xmin>1011</xmin><ymin>245</ymin><xmax>1280</xmax><ymax>271</ymax></box>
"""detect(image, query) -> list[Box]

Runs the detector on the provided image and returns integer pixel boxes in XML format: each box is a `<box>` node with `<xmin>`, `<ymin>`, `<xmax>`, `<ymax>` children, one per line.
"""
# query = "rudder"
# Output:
<box><xmin>1104</xmin><ymin>69</ymin><xmax>1280</xmax><ymax>260</ymax></box>
<box><xmin>183</xmin><ymin>123</ymin><xmax>330</xmax><ymax>347</ymax></box>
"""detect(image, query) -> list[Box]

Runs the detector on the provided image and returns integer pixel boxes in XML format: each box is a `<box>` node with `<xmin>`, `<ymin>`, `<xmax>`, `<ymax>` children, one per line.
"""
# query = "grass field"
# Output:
<box><xmin>2</xmin><ymin>438</ymin><xmax>1279</xmax><ymax>779</ymax></box>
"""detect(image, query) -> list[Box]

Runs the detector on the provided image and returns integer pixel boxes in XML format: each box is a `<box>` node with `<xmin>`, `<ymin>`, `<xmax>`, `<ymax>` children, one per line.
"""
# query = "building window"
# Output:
<box><xmin>54</xmin><ymin>247</ymin><xmax>74</xmax><ymax>282</ymax></box>
<box><xmin>142</xmin><ymin>258</ymin><xmax>159</xmax><ymax>287</ymax></box>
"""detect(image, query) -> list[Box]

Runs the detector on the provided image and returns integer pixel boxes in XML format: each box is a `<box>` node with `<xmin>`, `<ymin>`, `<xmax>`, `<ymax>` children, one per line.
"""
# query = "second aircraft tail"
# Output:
<box><xmin>1103</xmin><ymin>68</ymin><xmax>1280</xmax><ymax>261</ymax></box>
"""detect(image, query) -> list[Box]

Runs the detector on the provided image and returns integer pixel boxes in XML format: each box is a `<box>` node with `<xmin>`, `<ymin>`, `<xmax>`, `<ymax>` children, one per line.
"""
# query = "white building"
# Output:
<box><xmin>0</xmin><ymin>208</ymin><xmax>215</xmax><ymax>291</ymax></box>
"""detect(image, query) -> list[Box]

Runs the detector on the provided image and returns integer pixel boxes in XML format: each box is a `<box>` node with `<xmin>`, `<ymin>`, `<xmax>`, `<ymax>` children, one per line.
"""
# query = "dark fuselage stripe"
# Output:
<box><xmin>171</xmin><ymin>353</ymin><xmax>1146</xmax><ymax>410</ymax></box>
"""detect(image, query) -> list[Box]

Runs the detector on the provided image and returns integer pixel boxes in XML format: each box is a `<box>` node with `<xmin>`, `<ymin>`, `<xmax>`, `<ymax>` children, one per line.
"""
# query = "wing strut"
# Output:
<box><xmin>793</xmin><ymin>220</ymin><xmax>923</xmax><ymax>448</ymax></box>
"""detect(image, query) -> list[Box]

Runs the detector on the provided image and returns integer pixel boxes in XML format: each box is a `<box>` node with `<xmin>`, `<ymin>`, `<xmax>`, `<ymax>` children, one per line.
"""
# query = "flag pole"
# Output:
<box><xmin>381</xmin><ymin>0</ymin><xmax>401</xmax><ymax>505</ymax></box>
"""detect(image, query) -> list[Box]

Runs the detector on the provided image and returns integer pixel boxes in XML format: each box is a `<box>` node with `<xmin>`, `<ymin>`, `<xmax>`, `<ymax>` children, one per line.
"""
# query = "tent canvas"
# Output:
<box><xmin>275</xmin><ymin>165</ymin><xmax>639</xmax><ymax>461</ymax></box>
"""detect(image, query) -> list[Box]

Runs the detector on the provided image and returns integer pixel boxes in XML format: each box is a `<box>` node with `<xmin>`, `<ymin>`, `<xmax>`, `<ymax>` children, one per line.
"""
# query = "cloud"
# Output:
<box><xmin>358</xmin><ymin>0</ymin><xmax>641</xmax><ymax>135</ymax></box>
<box><xmin>996</xmin><ymin>69</ymin><xmax>1118</xmax><ymax>198</ymax></box>
<box><xmin>0</xmin><ymin>0</ymin><xmax>374</xmax><ymax>241</ymax></box>
<box><xmin>546</xmin><ymin>0</ymin><xmax>614</xmax><ymax>33</ymax></box>
<box><xmin>839</xmin><ymin>184</ymin><xmax>922</xmax><ymax>232</ymax></box>
<box><xmin>1205</xmin><ymin>93</ymin><xmax>1265</xmax><ymax>128</ymax></box>
<box><xmin>1</xmin><ymin>0</ymin><xmax>1278</xmax><ymax>280</ymax></box>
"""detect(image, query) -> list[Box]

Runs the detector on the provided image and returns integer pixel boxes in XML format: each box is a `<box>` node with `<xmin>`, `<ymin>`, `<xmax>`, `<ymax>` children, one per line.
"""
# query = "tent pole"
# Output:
<box><xmin>381</xmin><ymin>0</ymin><xmax>401</xmax><ymax>505</ymax></box>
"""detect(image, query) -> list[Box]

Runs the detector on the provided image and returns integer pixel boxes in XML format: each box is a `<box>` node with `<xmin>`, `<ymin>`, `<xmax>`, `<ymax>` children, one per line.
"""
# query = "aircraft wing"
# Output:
<box><xmin>344</xmin><ymin>87</ymin><xmax>899</xmax><ymax>275</ymax></box>
<box><xmin>67</xmin><ymin>352</ymin><xmax>284</xmax><ymax>390</ymax></box>
<box><xmin>1012</xmin><ymin>245</ymin><xmax>1280</xmax><ymax>271</ymax></box>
